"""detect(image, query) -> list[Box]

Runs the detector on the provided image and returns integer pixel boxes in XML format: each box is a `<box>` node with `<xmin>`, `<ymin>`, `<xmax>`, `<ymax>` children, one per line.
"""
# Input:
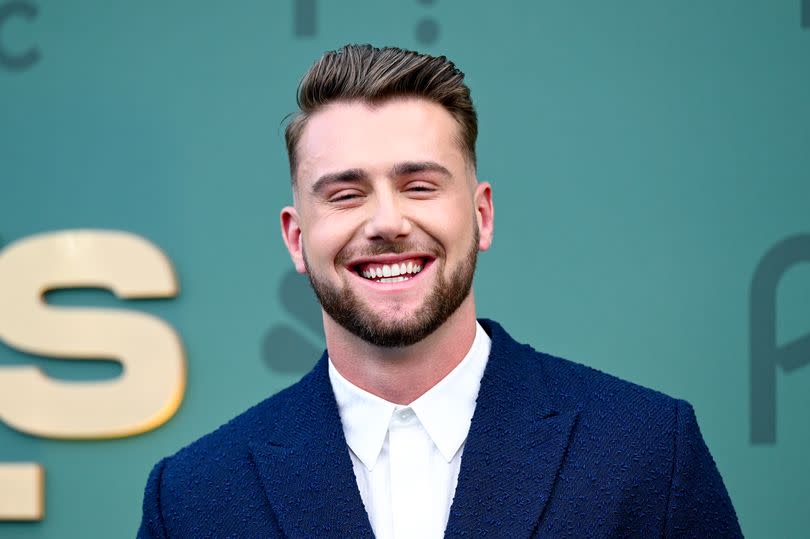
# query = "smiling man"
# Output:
<box><xmin>138</xmin><ymin>45</ymin><xmax>742</xmax><ymax>538</ymax></box>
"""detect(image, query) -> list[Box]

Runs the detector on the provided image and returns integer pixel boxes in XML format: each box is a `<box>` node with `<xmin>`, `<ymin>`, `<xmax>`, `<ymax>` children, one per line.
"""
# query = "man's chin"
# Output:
<box><xmin>336</xmin><ymin>308</ymin><xmax>434</xmax><ymax>348</ymax></box>
<box><xmin>349</xmin><ymin>321</ymin><xmax>439</xmax><ymax>348</ymax></box>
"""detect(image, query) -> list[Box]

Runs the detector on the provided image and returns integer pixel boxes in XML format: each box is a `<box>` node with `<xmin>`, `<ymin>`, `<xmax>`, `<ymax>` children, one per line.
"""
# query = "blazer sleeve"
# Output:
<box><xmin>664</xmin><ymin>399</ymin><xmax>743</xmax><ymax>538</ymax></box>
<box><xmin>137</xmin><ymin>458</ymin><xmax>170</xmax><ymax>539</ymax></box>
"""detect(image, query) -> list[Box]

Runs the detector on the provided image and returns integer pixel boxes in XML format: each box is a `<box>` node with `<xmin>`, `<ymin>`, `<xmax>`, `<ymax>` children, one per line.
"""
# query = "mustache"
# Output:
<box><xmin>336</xmin><ymin>241</ymin><xmax>441</xmax><ymax>265</ymax></box>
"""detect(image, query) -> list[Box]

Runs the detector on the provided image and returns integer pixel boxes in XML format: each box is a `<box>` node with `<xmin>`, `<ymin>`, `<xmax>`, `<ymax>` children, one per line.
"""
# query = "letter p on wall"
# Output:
<box><xmin>0</xmin><ymin>230</ymin><xmax>186</xmax><ymax>520</ymax></box>
<box><xmin>750</xmin><ymin>235</ymin><xmax>810</xmax><ymax>444</ymax></box>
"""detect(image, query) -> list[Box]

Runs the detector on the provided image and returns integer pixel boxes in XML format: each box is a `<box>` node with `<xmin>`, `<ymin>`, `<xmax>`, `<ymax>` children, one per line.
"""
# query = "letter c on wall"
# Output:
<box><xmin>0</xmin><ymin>1</ymin><xmax>40</xmax><ymax>71</ymax></box>
<box><xmin>0</xmin><ymin>230</ymin><xmax>185</xmax><ymax>439</ymax></box>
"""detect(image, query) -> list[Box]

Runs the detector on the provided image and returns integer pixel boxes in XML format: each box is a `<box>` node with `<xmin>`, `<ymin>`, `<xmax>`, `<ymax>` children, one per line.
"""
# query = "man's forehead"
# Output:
<box><xmin>295</xmin><ymin>98</ymin><xmax>468</xmax><ymax>186</ymax></box>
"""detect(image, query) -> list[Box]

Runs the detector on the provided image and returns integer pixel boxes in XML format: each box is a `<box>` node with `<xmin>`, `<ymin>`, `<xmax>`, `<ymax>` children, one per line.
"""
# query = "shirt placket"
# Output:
<box><xmin>388</xmin><ymin>406</ymin><xmax>432</xmax><ymax>539</ymax></box>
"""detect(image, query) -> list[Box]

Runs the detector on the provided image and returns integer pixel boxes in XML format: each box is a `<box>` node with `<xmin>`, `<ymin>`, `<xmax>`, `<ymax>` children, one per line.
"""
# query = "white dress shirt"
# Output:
<box><xmin>328</xmin><ymin>322</ymin><xmax>491</xmax><ymax>539</ymax></box>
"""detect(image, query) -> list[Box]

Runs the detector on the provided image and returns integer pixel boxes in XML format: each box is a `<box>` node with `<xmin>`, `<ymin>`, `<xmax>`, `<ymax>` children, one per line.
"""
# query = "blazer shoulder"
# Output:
<box><xmin>160</xmin><ymin>359</ymin><xmax>326</xmax><ymax>477</ymax></box>
<box><xmin>480</xmin><ymin>322</ymin><xmax>741</xmax><ymax>536</ymax></box>
<box><xmin>482</xmin><ymin>318</ymin><xmax>679</xmax><ymax>418</ymax></box>
<box><xmin>138</xmin><ymin>363</ymin><xmax>327</xmax><ymax>536</ymax></box>
<box><xmin>502</xmin><ymin>336</ymin><xmax>683</xmax><ymax>448</ymax></box>
<box><xmin>538</xmin><ymin>351</ymin><xmax>741</xmax><ymax>536</ymax></box>
<box><xmin>484</xmin><ymin>318</ymin><xmax>683</xmax><ymax>454</ymax></box>
<box><xmin>536</xmin><ymin>346</ymin><xmax>679</xmax><ymax>414</ymax></box>
<box><xmin>139</xmin><ymin>383</ymin><xmax>309</xmax><ymax>537</ymax></box>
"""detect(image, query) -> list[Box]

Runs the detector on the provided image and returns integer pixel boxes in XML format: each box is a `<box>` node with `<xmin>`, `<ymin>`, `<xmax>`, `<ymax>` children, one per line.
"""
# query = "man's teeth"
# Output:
<box><xmin>360</xmin><ymin>261</ymin><xmax>423</xmax><ymax>280</ymax></box>
<box><xmin>378</xmin><ymin>276</ymin><xmax>410</xmax><ymax>283</ymax></box>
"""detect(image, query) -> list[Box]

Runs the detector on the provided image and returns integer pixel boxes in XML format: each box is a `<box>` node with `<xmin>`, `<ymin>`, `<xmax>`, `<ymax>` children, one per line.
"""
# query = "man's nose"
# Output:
<box><xmin>364</xmin><ymin>192</ymin><xmax>412</xmax><ymax>241</ymax></box>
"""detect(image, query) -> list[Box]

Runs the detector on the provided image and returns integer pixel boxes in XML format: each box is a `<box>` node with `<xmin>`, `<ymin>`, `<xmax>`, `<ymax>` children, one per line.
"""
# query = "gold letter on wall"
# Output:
<box><xmin>0</xmin><ymin>230</ymin><xmax>186</xmax><ymax>520</ymax></box>
<box><xmin>0</xmin><ymin>464</ymin><xmax>43</xmax><ymax>521</ymax></box>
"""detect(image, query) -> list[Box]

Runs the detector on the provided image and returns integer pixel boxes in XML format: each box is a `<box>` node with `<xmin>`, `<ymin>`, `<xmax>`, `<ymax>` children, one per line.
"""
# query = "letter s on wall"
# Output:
<box><xmin>0</xmin><ymin>230</ymin><xmax>186</xmax><ymax>438</ymax></box>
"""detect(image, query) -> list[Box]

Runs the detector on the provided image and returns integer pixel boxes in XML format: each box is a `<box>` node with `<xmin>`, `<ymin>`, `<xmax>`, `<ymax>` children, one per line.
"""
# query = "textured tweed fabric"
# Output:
<box><xmin>138</xmin><ymin>319</ymin><xmax>742</xmax><ymax>538</ymax></box>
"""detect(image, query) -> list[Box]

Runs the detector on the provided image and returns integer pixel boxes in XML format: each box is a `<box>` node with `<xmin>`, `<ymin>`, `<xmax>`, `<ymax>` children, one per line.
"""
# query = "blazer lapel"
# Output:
<box><xmin>444</xmin><ymin>320</ymin><xmax>579</xmax><ymax>539</ymax></box>
<box><xmin>248</xmin><ymin>356</ymin><xmax>374</xmax><ymax>539</ymax></box>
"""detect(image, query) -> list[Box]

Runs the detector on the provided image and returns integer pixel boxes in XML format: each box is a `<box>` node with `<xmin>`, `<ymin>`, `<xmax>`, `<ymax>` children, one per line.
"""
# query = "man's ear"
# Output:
<box><xmin>280</xmin><ymin>206</ymin><xmax>307</xmax><ymax>274</ymax></box>
<box><xmin>474</xmin><ymin>182</ymin><xmax>494</xmax><ymax>252</ymax></box>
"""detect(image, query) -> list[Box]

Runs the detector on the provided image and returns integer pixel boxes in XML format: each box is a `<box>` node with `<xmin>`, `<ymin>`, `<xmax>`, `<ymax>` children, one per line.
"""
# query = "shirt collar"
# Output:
<box><xmin>328</xmin><ymin>360</ymin><xmax>396</xmax><ymax>471</ymax></box>
<box><xmin>328</xmin><ymin>322</ymin><xmax>491</xmax><ymax>470</ymax></box>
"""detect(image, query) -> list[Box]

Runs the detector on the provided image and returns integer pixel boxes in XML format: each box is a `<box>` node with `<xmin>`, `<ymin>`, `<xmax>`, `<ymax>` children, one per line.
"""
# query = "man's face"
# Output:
<box><xmin>281</xmin><ymin>98</ymin><xmax>493</xmax><ymax>347</ymax></box>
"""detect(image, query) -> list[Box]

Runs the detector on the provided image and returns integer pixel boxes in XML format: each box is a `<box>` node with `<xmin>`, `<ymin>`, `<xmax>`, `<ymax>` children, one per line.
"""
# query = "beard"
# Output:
<box><xmin>303</xmin><ymin>225</ymin><xmax>479</xmax><ymax>348</ymax></box>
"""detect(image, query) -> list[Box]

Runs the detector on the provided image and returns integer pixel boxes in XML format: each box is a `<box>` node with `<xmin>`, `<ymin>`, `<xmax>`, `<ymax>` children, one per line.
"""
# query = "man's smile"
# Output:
<box><xmin>359</xmin><ymin>259</ymin><xmax>424</xmax><ymax>282</ymax></box>
<box><xmin>345</xmin><ymin>253</ymin><xmax>436</xmax><ymax>288</ymax></box>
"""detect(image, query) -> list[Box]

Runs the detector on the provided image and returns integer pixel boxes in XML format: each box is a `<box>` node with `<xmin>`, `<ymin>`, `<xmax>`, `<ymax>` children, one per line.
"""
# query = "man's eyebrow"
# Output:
<box><xmin>311</xmin><ymin>168</ymin><xmax>368</xmax><ymax>194</ymax></box>
<box><xmin>310</xmin><ymin>162</ymin><xmax>451</xmax><ymax>194</ymax></box>
<box><xmin>392</xmin><ymin>161</ymin><xmax>452</xmax><ymax>178</ymax></box>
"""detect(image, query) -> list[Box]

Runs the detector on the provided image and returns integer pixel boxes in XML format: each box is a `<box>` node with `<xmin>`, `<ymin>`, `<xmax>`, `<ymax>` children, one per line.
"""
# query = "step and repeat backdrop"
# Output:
<box><xmin>1</xmin><ymin>1</ymin><xmax>809</xmax><ymax>537</ymax></box>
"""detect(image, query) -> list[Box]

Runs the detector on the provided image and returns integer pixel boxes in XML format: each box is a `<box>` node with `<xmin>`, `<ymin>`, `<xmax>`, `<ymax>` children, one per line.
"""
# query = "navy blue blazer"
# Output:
<box><xmin>138</xmin><ymin>319</ymin><xmax>742</xmax><ymax>538</ymax></box>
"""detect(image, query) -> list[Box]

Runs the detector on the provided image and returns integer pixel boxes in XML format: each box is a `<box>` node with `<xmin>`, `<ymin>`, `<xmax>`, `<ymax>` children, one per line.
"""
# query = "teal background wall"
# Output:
<box><xmin>1</xmin><ymin>0</ymin><xmax>809</xmax><ymax>536</ymax></box>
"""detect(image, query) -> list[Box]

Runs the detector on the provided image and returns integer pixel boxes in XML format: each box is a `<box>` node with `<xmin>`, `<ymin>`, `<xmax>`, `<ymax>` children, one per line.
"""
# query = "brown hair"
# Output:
<box><xmin>284</xmin><ymin>44</ymin><xmax>477</xmax><ymax>183</ymax></box>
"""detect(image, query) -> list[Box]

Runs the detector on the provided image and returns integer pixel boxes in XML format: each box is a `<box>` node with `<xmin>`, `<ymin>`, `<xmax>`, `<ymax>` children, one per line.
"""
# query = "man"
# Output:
<box><xmin>138</xmin><ymin>45</ymin><xmax>742</xmax><ymax>538</ymax></box>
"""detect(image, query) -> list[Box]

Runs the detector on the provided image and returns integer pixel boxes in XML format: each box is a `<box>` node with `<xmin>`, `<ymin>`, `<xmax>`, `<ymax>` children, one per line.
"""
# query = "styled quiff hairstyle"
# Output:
<box><xmin>284</xmin><ymin>44</ymin><xmax>477</xmax><ymax>183</ymax></box>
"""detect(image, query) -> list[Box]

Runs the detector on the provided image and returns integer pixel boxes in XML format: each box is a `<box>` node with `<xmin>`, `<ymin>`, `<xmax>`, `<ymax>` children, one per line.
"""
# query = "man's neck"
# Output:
<box><xmin>324</xmin><ymin>294</ymin><xmax>479</xmax><ymax>405</ymax></box>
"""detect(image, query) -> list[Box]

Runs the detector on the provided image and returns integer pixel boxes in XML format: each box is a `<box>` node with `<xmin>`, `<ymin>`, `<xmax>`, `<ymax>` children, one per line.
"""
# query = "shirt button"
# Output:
<box><xmin>397</xmin><ymin>408</ymin><xmax>415</xmax><ymax>419</ymax></box>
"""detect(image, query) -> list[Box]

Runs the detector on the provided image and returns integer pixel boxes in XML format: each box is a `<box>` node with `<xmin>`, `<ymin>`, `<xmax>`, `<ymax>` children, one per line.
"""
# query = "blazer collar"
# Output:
<box><xmin>248</xmin><ymin>319</ymin><xmax>577</xmax><ymax>539</ymax></box>
<box><xmin>248</xmin><ymin>357</ymin><xmax>375</xmax><ymax>538</ymax></box>
<box><xmin>445</xmin><ymin>319</ymin><xmax>579</xmax><ymax>538</ymax></box>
